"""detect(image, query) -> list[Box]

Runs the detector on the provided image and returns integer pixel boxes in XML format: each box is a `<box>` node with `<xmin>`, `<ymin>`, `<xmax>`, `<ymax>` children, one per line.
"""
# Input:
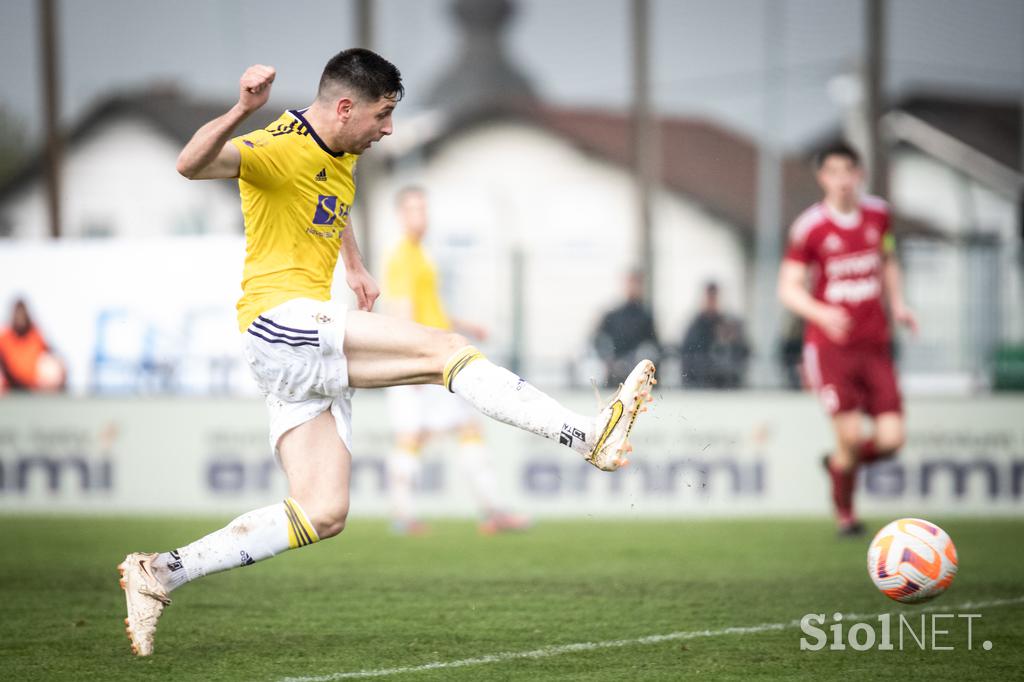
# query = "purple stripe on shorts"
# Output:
<box><xmin>256</xmin><ymin>315</ymin><xmax>319</xmax><ymax>336</ymax></box>
<box><xmin>247</xmin><ymin>329</ymin><xmax>319</xmax><ymax>348</ymax></box>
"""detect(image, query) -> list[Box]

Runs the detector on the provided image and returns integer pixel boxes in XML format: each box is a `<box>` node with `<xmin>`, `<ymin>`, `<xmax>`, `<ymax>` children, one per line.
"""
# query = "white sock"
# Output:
<box><xmin>387</xmin><ymin>448</ymin><xmax>422</xmax><ymax>523</ymax></box>
<box><xmin>444</xmin><ymin>347</ymin><xmax>594</xmax><ymax>455</ymax></box>
<box><xmin>151</xmin><ymin>498</ymin><xmax>319</xmax><ymax>592</ymax></box>
<box><xmin>458</xmin><ymin>438</ymin><xmax>501</xmax><ymax>515</ymax></box>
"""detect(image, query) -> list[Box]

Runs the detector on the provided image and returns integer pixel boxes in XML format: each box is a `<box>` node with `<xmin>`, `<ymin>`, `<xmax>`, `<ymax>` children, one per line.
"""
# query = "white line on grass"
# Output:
<box><xmin>279</xmin><ymin>595</ymin><xmax>1024</xmax><ymax>682</ymax></box>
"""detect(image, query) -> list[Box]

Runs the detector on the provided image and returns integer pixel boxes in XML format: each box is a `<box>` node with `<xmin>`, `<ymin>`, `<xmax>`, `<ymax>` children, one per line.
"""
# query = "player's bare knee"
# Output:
<box><xmin>873</xmin><ymin>417</ymin><xmax>905</xmax><ymax>457</ymax></box>
<box><xmin>832</xmin><ymin>450</ymin><xmax>857</xmax><ymax>472</ymax></box>
<box><xmin>293</xmin><ymin>495</ymin><xmax>349</xmax><ymax>540</ymax></box>
<box><xmin>875</xmin><ymin>433</ymin><xmax>905</xmax><ymax>458</ymax></box>
<box><xmin>311</xmin><ymin>504</ymin><xmax>348</xmax><ymax>540</ymax></box>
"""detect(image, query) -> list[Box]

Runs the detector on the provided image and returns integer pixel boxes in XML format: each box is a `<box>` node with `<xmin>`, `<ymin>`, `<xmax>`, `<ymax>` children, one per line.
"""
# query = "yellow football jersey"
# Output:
<box><xmin>384</xmin><ymin>236</ymin><xmax>451</xmax><ymax>330</ymax></box>
<box><xmin>232</xmin><ymin>109</ymin><xmax>358</xmax><ymax>331</ymax></box>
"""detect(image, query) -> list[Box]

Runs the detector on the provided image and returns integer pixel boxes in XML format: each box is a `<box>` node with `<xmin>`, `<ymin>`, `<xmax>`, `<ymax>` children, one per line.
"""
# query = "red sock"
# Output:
<box><xmin>827</xmin><ymin>457</ymin><xmax>857</xmax><ymax>524</ymax></box>
<box><xmin>858</xmin><ymin>438</ymin><xmax>879</xmax><ymax>463</ymax></box>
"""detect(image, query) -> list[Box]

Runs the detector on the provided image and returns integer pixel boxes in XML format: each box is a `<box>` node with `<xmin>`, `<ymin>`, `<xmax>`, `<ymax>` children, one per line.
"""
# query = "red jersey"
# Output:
<box><xmin>784</xmin><ymin>195</ymin><xmax>893</xmax><ymax>348</ymax></box>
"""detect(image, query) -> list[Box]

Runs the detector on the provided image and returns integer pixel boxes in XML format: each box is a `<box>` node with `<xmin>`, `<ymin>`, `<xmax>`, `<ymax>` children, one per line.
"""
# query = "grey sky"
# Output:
<box><xmin>1</xmin><ymin>0</ymin><xmax>1021</xmax><ymax>150</ymax></box>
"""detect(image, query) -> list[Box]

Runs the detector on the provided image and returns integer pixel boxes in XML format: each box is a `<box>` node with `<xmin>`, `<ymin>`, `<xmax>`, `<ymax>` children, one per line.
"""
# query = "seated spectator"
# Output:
<box><xmin>593</xmin><ymin>270</ymin><xmax>661</xmax><ymax>386</ymax></box>
<box><xmin>680</xmin><ymin>282</ymin><xmax>749</xmax><ymax>388</ymax></box>
<box><xmin>0</xmin><ymin>299</ymin><xmax>66</xmax><ymax>393</ymax></box>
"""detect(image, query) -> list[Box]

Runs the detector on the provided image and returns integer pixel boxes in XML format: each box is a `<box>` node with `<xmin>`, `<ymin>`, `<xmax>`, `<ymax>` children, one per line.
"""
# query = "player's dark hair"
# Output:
<box><xmin>318</xmin><ymin>48</ymin><xmax>404</xmax><ymax>103</ymax></box>
<box><xmin>815</xmin><ymin>141</ymin><xmax>861</xmax><ymax>169</ymax></box>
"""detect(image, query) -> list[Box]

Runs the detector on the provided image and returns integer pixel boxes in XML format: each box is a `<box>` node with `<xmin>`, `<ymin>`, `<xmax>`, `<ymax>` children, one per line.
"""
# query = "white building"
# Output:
<box><xmin>0</xmin><ymin>90</ymin><xmax>265</xmax><ymax>239</ymax></box>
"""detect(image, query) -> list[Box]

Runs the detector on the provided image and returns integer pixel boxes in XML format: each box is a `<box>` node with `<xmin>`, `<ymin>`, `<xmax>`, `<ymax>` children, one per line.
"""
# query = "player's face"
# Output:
<box><xmin>346</xmin><ymin>96</ymin><xmax>396</xmax><ymax>153</ymax></box>
<box><xmin>399</xmin><ymin>192</ymin><xmax>428</xmax><ymax>239</ymax></box>
<box><xmin>816</xmin><ymin>155</ymin><xmax>862</xmax><ymax>206</ymax></box>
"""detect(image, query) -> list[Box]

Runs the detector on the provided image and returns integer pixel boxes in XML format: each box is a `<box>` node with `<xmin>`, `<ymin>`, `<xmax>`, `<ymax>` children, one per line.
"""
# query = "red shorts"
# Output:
<box><xmin>802</xmin><ymin>341</ymin><xmax>902</xmax><ymax>416</ymax></box>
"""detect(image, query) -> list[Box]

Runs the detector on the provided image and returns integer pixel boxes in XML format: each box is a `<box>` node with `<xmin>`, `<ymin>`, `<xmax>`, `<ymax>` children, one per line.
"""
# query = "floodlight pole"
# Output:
<box><xmin>39</xmin><ymin>0</ymin><xmax>62</xmax><ymax>239</ymax></box>
<box><xmin>355</xmin><ymin>0</ymin><xmax>377</xmax><ymax>269</ymax></box>
<box><xmin>631</xmin><ymin>0</ymin><xmax>655</xmax><ymax>309</ymax></box>
<box><xmin>865</xmin><ymin>0</ymin><xmax>887</xmax><ymax>196</ymax></box>
<box><xmin>750</xmin><ymin>0</ymin><xmax>786</xmax><ymax>389</ymax></box>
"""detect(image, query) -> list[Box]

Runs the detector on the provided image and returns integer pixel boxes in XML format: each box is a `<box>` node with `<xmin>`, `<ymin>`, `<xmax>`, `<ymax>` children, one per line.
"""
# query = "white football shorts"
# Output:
<box><xmin>385</xmin><ymin>383</ymin><xmax>475</xmax><ymax>435</ymax></box>
<box><xmin>241</xmin><ymin>297</ymin><xmax>353</xmax><ymax>456</ymax></box>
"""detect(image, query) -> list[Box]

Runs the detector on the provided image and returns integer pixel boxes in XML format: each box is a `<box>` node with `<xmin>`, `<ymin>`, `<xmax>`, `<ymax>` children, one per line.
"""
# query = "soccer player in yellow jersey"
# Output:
<box><xmin>383</xmin><ymin>186</ymin><xmax>529</xmax><ymax>536</ymax></box>
<box><xmin>117</xmin><ymin>49</ymin><xmax>655</xmax><ymax>656</ymax></box>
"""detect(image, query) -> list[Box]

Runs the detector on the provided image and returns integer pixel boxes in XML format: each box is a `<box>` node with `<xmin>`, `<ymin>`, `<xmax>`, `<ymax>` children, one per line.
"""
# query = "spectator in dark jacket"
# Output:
<box><xmin>680</xmin><ymin>282</ymin><xmax>749</xmax><ymax>388</ymax></box>
<box><xmin>594</xmin><ymin>271</ymin><xmax>660</xmax><ymax>386</ymax></box>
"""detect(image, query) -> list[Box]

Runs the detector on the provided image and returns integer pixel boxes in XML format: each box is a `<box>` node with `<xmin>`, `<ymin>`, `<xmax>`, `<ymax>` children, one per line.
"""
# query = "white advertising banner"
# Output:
<box><xmin>1</xmin><ymin>391</ymin><xmax>1021</xmax><ymax>518</ymax></box>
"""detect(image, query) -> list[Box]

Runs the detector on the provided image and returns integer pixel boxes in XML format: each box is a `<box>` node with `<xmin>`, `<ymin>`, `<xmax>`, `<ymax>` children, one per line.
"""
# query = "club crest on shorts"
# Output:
<box><xmin>315</xmin><ymin>312</ymin><xmax>333</xmax><ymax>325</ymax></box>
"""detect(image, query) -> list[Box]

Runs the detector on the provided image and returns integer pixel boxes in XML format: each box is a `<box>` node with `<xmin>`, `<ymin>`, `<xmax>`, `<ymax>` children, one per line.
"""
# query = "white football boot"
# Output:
<box><xmin>586</xmin><ymin>359</ymin><xmax>657</xmax><ymax>471</ymax></box>
<box><xmin>118</xmin><ymin>552</ymin><xmax>171</xmax><ymax>656</ymax></box>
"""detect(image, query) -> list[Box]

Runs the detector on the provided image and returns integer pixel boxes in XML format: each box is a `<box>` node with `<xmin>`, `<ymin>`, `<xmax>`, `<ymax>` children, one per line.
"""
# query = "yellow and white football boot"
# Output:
<box><xmin>586</xmin><ymin>359</ymin><xmax>657</xmax><ymax>471</ymax></box>
<box><xmin>118</xmin><ymin>552</ymin><xmax>171</xmax><ymax>656</ymax></box>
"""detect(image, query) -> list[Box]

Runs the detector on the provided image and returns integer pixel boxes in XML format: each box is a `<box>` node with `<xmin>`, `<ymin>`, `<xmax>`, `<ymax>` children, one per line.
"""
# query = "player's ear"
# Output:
<box><xmin>336</xmin><ymin>97</ymin><xmax>354</xmax><ymax>122</ymax></box>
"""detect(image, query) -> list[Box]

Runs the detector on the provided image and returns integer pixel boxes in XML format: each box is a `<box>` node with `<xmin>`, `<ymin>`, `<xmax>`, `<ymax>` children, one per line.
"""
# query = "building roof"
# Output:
<box><xmin>410</xmin><ymin>104</ymin><xmax>937</xmax><ymax>239</ymax></box>
<box><xmin>899</xmin><ymin>92</ymin><xmax>1020</xmax><ymax>171</ymax></box>
<box><xmin>0</xmin><ymin>87</ymin><xmax>278</xmax><ymax>205</ymax></box>
<box><xmin>536</xmin><ymin>106</ymin><xmax>822</xmax><ymax>236</ymax></box>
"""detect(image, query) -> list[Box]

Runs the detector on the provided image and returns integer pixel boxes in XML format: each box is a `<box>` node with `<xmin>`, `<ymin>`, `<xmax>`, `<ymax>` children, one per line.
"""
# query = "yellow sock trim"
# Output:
<box><xmin>283</xmin><ymin>497</ymin><xmax>320</xmax><ymax>549</ymax></box>
<box><xmin>443</xmin><ymin>346</ymin><xmax>485</xmax><ymax>393</ymax></box>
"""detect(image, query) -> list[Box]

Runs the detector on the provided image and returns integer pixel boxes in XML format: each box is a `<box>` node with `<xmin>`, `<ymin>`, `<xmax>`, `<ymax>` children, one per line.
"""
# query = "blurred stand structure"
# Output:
<box><xmin>0</xmin><ymin>0</ymin><xmax>1021</xmax><ymax>396</ymax></box>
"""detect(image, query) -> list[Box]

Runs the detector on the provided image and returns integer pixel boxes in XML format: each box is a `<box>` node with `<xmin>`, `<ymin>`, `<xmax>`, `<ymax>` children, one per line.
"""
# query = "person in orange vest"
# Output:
<box><xmin>0</xmin><ymin>298</ymin><xmax>66</xmax><ymax>393</ymax></box>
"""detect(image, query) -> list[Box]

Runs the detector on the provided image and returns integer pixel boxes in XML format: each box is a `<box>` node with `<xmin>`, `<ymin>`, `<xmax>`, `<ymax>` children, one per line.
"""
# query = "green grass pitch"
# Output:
<box><xmin>1</xmin><ymin>517</ymin><xmax>1021</xmax><ymax>681</ymax></box>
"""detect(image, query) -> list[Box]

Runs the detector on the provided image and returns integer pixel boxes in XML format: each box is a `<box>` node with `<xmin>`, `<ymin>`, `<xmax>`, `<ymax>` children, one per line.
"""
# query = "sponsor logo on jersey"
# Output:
<box><xmin>306</xmin><ymin>226</ymin><xmax>337</xmax><ymax>239</ymax></box>
<box><xmin>866</xmin><ymin>226</ymin><xmax>880</xmax><ymax>244</ymax></box>
<box><xmin>311</xmin><ymin>194</ymin><xmax>350</xmax><ymax>228</ymax></box>
<box><xmin>315</xmin><ymin>168</ymin><xmax>327</xmax><ymax>182</ymax></box>
<box><xmin>824</xmin><ymin>276</ymin><xmax>881</xmax><ymax>304</ymax></box>
<box><xmin>825</xmin><ymin>249</ymin><xmax>881</xmax><ymax>279</ymax></box>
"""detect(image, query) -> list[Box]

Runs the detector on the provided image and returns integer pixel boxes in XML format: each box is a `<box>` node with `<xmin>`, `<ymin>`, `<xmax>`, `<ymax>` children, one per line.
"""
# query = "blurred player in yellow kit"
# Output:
<box><xmin>384</xmin><ymin>187</ymin><xmax>529</xmax><ymax>535</ymax></box>
<box><xmin>116</xmin><ymin>49</ymin><xmax>655</xmax><ymax>656</ymax></box>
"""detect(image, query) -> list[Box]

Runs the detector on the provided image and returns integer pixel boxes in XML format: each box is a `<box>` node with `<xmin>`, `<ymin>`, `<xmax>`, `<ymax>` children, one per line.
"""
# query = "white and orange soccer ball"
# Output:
<box><xmin>867</xmin><ymin>518</ymin><xmax>958</xmax><ymax>603</ymax></box>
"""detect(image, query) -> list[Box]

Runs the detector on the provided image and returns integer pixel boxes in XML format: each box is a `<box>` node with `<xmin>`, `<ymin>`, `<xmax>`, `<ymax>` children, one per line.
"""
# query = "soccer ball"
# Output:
<box><xmin>866</xmin><ymin>518</ymin><xmax>958</xmax><ymax>603</ymax></box>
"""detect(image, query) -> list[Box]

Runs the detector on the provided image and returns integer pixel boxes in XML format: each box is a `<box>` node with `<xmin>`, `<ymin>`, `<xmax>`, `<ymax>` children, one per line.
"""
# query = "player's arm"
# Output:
<box><xmin>175</xmin><ymin>65</ymin><xmax>276</xmax><ymax>180</ymax></box>
<box><xmin>777</xmin><ymin>258</ymin><xmax>850</xmax><ymax>343</ymax></box>
<box><xmin>882</xmin><ymin>252</ymin><xmax>918</xmax><ymax>335</ymax></box>
<box><xmin>340</xmin><ymin>219</ymin><xmax>380</xmax><ymax>312</ymax></box>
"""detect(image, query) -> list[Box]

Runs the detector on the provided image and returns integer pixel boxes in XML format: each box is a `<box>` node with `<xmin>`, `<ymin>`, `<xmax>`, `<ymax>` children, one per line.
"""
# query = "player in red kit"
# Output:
<box><xmin>778</xmin><ymin>142</ymin><xmax>918</xmax><ymax>536</ymax></box>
